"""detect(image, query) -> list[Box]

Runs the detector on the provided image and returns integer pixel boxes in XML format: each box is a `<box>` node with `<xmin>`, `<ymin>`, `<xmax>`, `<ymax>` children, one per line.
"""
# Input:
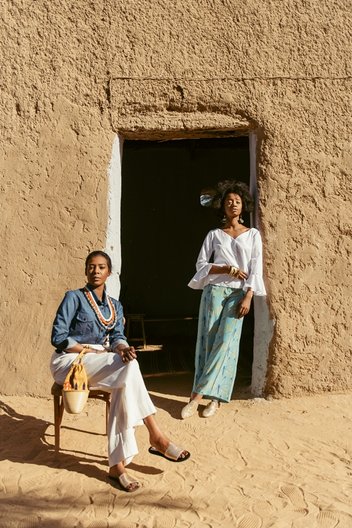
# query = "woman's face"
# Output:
<box><xmin>85</xmin><ymin>255</ymin><xmax>111</xmax><ymax>288</ymax></box>
<box><xmin>224</xmin><ymin>193</ymin><xmax>243</xmax><ymax>219</ymax></box>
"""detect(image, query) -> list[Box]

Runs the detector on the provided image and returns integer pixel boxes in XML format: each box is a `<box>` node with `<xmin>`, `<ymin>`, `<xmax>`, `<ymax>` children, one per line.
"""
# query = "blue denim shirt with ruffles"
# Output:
<box><xmin>51</xmin><ymin>284</ymin><xmax>128</xmax><ymax>353</ymax></box>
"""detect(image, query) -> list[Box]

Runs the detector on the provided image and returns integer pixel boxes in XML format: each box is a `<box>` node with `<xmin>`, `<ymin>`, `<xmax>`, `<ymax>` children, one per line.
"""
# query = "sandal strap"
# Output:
<box><xmin>164</xmin><ymin>442</ymin><xmax>184</xmax><ymax>461</ymax></box>
<box><xmin>118</xmin><ymin>473</ymin><xmax>139</xmax><ymax>490</ymax></box>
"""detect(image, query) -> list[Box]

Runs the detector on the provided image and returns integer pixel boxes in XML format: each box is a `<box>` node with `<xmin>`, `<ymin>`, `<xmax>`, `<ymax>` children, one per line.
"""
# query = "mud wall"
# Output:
<box><xmin>1</xmin><ymin>0</ymin><xmax>351</xmax><ymax>397</ymax></box>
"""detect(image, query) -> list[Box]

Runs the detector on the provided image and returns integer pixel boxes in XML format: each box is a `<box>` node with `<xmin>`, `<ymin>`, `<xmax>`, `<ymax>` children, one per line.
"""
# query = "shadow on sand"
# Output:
<box><xmin>144</xmin><ymin>371</ymin><xmax>254</xmax><ymax>419</ymax></box>
<box><xmin>0</xmin><ymin>400</ymin><xmax>162</xmax><ymax>485</ymax></box>
<box><xmin>0</xmin><ymin>391</ymin><xmax>205</xmax><ymax>526</ymax></box>
<box><xmin>0</xmin><ymin>372</ymin><xmax>253</xmax><ymax>483</ymax></box>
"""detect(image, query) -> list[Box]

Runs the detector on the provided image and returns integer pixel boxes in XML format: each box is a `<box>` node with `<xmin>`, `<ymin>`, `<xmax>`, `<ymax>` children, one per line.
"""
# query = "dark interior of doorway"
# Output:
<box><xmin>120</xmin><ymin>136</ymin><xmax>254</xmax><ymax>389</ymax></box>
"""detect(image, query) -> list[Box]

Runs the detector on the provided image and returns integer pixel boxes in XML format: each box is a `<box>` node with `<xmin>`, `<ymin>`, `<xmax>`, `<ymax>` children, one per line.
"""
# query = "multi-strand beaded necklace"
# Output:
<box><xmin>83</xmin><ymin>287</ymin><xmax>117</xmax><ymax>331</ymax></box>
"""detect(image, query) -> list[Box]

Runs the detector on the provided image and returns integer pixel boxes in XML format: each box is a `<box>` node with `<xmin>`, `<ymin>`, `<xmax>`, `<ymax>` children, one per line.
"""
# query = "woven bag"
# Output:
<box><xmin>62</xmin><ymin>349</ymin><xmax>89</xmax><ymax>414</ymax></box>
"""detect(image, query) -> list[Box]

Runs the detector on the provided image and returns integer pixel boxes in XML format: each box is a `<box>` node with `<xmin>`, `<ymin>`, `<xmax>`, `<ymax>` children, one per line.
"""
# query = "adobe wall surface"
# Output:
<box><xmin>1</xmin><ymin>0</ymin><xmax>351</xmax><ymax>397</ymax></box>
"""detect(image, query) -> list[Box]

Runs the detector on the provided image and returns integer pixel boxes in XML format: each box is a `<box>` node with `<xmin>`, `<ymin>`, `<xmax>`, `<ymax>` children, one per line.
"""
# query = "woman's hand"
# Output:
<box><xmin>237</xmin><ymin>291</ymin><xmax>253</xmax><ymax>318</ymax></box>
<box><xmin>235</xmin><ymin>268</ymin><xmax>248</xmax><ymax>280</ymax></box>
<box><xmin>116</xmin><ymin>345</ymin><xmax>137</xmax><ymax>363</ymax></box>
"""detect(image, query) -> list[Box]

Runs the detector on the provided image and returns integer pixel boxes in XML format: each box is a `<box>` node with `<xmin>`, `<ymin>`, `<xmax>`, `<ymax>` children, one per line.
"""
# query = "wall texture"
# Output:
<box><xmin>1</xmin><ymin>0</ymin><xmax>351</xmax><ymax>397</ymax></box>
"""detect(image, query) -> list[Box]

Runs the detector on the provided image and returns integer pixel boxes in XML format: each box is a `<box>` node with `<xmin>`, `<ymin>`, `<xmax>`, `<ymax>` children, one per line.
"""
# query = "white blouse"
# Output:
<box><xmin>188</xmin><ymin>228</ymin><xmax>266</xmax><ymax>296</ymax></box>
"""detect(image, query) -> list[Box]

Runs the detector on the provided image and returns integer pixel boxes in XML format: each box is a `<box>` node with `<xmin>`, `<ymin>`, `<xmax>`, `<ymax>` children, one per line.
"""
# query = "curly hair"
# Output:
<box><xmin>213</xmin><ymin>180</ymin><xmax>254</xmax><ymax>217</ymax></box>
<box><xmin>85</xmin><ymin>250</ymin><xmax>112</xmax><ymax>272</ymax></box>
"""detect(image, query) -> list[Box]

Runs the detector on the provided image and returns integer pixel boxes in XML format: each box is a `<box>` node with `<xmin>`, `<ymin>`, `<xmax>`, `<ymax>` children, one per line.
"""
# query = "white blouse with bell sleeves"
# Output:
<box><xmin>188</xmin><ymin>228</ymin><xmax>266</xmax><ymax>296</ymax></box>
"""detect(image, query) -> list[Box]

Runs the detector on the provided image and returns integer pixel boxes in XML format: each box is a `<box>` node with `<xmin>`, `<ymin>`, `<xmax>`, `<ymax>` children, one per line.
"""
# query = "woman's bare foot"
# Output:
<box><xmin>149</xmin><ymin>433</ymin><xmax>190</xmax><ymax>461</ymax></box>
<box><xmin>143</xmin><ymin>415</ymin><xmax>190</xmax><ymax>461</ymax></box>
<box><xmin>108</xmin><ymin>462</ymin><xmax>140</xmax><ymax>492</ymax></box>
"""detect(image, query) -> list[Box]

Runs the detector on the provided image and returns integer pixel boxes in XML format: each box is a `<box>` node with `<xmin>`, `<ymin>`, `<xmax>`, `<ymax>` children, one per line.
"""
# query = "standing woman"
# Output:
<box><xmin>181</xmin><ymin>180</ymin><xmax>266</xmax><ymax>419</ymax></box>
<box><xmin>51</xmin><ymin>251</ymin><xmax>190</xmax><ymax>492</ymax></box>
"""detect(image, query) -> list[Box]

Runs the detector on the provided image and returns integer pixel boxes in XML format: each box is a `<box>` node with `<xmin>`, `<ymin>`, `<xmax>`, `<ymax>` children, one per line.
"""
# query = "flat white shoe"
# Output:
<box><xmin>202</xmin><ymin>400</ymin><xmax>219</xmax><ymax>418</ymax></box>
<box><xmin>181</xmin><ymin>400</ymin><xmax>199</xmax><ymax>419</ymax></box>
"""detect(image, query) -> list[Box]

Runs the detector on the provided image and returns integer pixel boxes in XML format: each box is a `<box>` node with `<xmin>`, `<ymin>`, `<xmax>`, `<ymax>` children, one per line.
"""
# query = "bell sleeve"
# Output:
<box><xmin>243</xmin><ymin>230</ymin><xmax>266</xmax><ymax>296</ymax></box>
<box><xmin>188</xmin><ymin>231</ymin><xmax>214</xmax><ymax>290</ymax></box>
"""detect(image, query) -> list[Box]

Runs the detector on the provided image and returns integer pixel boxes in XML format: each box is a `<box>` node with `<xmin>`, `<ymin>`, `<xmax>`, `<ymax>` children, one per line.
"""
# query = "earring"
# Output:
<box><xmin>239</xmin><ymin>215</ymin><xmax>244</xmax><ymax>224</ymax></box>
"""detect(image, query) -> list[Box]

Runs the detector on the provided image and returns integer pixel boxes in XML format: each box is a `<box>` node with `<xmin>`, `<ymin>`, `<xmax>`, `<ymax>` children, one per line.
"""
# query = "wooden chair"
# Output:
<box><xmin>125</xmin><ymin>313</ymin><xmax>163</xmax><ymax>352</ymax></box>
<box><xmin>51</xmin><ymin>382</ymin><xmax>111</xmax><ymax>452</ymax></box>
<box><xmin>126</xmin><ymin>313</ymin><xmax>147</xmax><ymax>348</ymax></box>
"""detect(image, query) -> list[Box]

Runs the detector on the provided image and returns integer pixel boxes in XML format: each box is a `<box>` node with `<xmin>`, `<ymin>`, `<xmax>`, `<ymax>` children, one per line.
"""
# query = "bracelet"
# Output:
<box><xmin>230</xmin><ymin>266</ymin><xmax>240</xmax><ymax>278</ymax></box>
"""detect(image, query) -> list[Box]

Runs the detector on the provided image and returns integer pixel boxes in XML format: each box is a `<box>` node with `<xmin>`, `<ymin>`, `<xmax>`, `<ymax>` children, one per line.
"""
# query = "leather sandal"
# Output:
<box><xmin>108</xmin><ymin>472</ymin><xmax>140</xmax><ymax>492</ymax></box>
<box><xmin>148</xmin><ymin>442</ymin><xmax>191</xmax><ymax>462</ymax></box>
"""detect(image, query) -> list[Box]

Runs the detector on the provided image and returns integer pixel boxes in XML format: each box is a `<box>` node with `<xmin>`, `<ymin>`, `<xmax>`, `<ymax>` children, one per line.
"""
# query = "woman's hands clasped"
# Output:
<box><xmin>116</xmin><ymin>345</ymin><xmax>137</xmax><ymax>363</ymax></box>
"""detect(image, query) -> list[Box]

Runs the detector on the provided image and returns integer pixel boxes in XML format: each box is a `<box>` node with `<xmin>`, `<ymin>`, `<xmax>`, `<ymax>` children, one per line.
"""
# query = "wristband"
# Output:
<box><xmin>230</xmin><ymin>266</ymin><xmax>240</xmax><ymax>278</ymax></box>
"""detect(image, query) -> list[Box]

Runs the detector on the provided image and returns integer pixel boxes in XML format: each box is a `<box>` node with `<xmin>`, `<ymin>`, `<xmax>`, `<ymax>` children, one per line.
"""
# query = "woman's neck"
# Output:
<box><xmin>225</xmin><ymin>218</ymin><xmax>242</xmax><ymax>229</ymax></box>
<box><xmin>87</xmin><ymin>284</ymin><xmax>105</xmax><ymax>300</ymax></box>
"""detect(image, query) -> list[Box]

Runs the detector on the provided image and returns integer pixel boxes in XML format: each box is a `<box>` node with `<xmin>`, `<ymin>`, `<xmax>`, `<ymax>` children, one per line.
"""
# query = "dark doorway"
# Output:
<box><xmin>120</xmin><ymin>136</ymin><xmax>253</xmax><ymax>386</ymax></box>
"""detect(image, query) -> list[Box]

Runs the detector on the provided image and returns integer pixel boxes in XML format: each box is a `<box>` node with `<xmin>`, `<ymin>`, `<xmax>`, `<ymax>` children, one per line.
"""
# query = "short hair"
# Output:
<box><xmin>85</xmin><ymin>251</ymin><xmax>112</xmax><ymax>272</ymax></box>
<box><xmin>214</xmin><ymin>180</ymin><xmax>254</xmax><ymax>216</ymax></box>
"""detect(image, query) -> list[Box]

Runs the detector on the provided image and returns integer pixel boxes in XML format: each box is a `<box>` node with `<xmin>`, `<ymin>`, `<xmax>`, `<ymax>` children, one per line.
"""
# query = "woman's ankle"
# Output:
<box><xmin>109</xmin><ymin>462</ymin><xmax>125</xmax><ymax>476</ymax></box>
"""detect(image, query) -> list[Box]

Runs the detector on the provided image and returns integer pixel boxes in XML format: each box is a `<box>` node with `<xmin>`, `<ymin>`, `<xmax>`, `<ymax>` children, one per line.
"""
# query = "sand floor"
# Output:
<box><xmin>0</xmin><ymin>373</ymin><xmax>351</xmax><ymax>528</ymax></box>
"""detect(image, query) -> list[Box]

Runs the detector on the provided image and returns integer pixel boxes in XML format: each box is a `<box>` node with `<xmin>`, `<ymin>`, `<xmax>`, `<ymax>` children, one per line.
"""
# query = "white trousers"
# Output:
<box><xmin>50</xmin><ymin>351</ymin><xmax>156</xmax><ymax>467</ymax></box>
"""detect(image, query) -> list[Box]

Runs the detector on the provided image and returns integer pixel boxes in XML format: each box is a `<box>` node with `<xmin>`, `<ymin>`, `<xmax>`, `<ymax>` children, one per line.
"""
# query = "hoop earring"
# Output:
<box><xmin>239</xmin><ymin>215</ymin><xmax>244</xmax><ymax>224</ymax></box>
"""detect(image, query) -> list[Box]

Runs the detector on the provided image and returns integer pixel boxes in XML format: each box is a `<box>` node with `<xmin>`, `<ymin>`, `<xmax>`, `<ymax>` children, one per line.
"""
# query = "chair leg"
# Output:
<box><xmin>54</xmin><ymin>394</ymin><xmax>64</xmax><ymax>452</ymax></box>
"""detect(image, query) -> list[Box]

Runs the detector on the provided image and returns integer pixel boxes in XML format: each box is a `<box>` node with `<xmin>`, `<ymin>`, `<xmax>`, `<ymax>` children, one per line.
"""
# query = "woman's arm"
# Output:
<box><xmin>237</xmin><ymin>231</ymin><xmax>266</xmax><ymax>317</ymax></box>
<box><xmin>110</xmin><ymin>301</ymin><xmax>137</xmax><ymax>363</ymax></box>
<box><xmin>196</xmin><ymin>232</ymin><xmax>249</xmax><ymax>277</ymax></box>
<box><xmin>189</xmin><ymin>231</ymin><xmax>249</xmax><ymax>289</ymax></box>
<box><xmin>242</xmin><ymin>230</ymin><xmax>266</xmax><ymax>296</ymax></box>
<box><xmin>51</xmin><ymin>291</ymin><xmax>81</xmax><ymax>352</ymax></box>
<box><xmin>108</xmin><ymin>300</ymin><xmax>128</xmax><ymax>348</ymax></box>
<box><xmin>209</xmin><ymin>264</ymin><xmax>248</xmax><ymax>280</ymax></box>
<box><xmin>197</xmin><ymin>232</ymin><xmax>247</xmax><ymax>278</ymax></box>
<box><xmin>195</xmin><ymin>232</ymin><xmax>214</xmax><ymax>272</ymax></box>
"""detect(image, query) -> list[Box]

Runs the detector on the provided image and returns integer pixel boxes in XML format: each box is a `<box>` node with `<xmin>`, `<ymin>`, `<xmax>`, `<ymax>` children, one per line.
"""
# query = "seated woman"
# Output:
<box><xmin>50</xmin><ymin>250</ymin><xmax>190</xmax><ymax>492</ymax></box>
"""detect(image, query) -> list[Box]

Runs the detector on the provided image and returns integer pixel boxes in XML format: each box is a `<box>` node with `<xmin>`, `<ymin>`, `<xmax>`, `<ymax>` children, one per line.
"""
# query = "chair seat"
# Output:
<box><xmin>51</xmin><ymin>382</ymin><xmax>110</xmax><ymax>401</ymax></box>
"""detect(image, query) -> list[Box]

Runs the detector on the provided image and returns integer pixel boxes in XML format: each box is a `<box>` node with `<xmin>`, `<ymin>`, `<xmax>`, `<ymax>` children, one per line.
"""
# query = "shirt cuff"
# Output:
<box><xmin>243</xmin><ymin>275</ymin><xmax>267</xmax><ymax>296</ymax></box>
<box><xmin>64</xmin><ymin>337</ymin><xmax>79</xmax><ymax>350</ymax></box>
<box><xmin>113</xmin><ymin>339</ymin><xmax>129</xmax><ymax>351</ymax></box>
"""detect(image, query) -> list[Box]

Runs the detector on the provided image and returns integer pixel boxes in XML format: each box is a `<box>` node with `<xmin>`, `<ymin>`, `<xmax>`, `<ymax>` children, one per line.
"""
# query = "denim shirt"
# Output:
<box><xmin>51</xmin><ymin>285</ymin><xmax>128</xmax><ymax>352</ymax></box>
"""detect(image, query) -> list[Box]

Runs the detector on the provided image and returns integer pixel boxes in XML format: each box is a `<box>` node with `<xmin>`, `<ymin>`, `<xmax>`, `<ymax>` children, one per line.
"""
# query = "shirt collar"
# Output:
<box><xmin>85</xmin><ymin>284</ymin><xmax>108</xmax><ymax>306</ymax></box>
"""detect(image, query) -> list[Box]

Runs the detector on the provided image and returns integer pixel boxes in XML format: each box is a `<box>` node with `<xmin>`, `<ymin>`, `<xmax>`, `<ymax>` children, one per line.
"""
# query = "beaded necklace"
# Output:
<box><xmin>83</xmin><ymin>287</ymin><xmax>117</xmax><ymax>331</ymax></box>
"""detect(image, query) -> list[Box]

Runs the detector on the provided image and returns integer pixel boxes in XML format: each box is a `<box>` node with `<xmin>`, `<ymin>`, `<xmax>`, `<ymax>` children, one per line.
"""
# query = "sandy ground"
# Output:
<box><xmin>0</xmin><ymin>373</ymin><xmax>351</xmax><ymax>528</ymax></box>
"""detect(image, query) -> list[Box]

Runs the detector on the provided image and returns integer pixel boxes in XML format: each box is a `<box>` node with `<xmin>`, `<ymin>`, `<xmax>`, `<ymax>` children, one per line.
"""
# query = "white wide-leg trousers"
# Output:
<box><xmin>50</xmin><ymin>351</ymin><xmax>156</xmax><ymax>466</ymax></box>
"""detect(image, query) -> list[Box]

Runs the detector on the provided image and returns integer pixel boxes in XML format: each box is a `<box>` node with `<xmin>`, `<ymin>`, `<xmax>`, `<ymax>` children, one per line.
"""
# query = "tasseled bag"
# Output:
<box><xmin>62</xmin><ymin>349</ymin><xmax>89</xmax><ymax>414</ymax></box>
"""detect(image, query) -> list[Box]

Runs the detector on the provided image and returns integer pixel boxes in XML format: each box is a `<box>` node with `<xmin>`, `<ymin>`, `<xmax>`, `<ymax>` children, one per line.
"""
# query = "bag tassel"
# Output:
<box><xmin>62</xmin><ymin>348</ymin><xmax>89</xmax><ymax>414</ymax></box>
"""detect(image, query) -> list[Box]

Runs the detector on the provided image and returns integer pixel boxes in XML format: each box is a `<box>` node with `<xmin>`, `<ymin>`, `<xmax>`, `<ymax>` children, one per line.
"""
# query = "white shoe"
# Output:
<box><xmin>202</xmin><ymin>400</ymin><xmax>219</xmax><ymax>418</ymax></box>
<box><xmin>181</xmin><ymin>400</ymin><xmax>199</xmax><ymax>419</ymax></box>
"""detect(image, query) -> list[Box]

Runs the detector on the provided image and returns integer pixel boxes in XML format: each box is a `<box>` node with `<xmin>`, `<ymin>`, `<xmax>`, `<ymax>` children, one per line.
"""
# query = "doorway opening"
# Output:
<box><xmin>120</xmin><ymin>136</ymin><xmax>253</xmax><ymax>388</ymax></box>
